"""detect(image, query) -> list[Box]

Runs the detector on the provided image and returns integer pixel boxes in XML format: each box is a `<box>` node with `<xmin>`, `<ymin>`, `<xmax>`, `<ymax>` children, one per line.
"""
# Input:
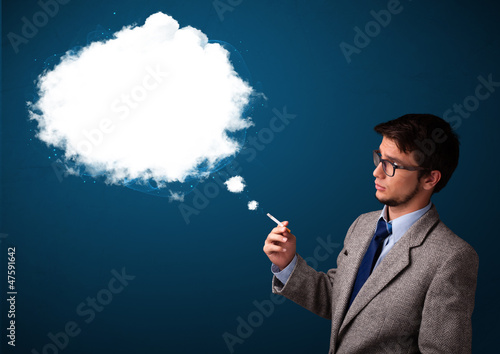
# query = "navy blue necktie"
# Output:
<box><xmin>348</xmin><ymin>218</ymin><xmax>392</xmax><ymax>308</ymax></box>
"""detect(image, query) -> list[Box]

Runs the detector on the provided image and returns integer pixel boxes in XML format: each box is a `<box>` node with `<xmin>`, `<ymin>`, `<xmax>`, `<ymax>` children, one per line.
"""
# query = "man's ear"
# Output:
<box><xmin>422</xmin><ymin>170</ymin><xmax>441</xmax><ymax>191</ymax></box>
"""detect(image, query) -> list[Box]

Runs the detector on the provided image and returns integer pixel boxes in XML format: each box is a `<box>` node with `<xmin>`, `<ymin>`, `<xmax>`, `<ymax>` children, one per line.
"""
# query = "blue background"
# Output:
<box><xmin>1</xmin><ymin>0</ymin><xmax>499</xmax><ymax>353</ymax></box>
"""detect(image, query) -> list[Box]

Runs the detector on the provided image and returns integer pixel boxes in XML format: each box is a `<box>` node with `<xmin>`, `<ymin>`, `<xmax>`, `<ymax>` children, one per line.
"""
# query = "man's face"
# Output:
<box><xmin>373</xmin><ymin>137</ymin><xmax>422</xmax><ymax>207</ymax></box>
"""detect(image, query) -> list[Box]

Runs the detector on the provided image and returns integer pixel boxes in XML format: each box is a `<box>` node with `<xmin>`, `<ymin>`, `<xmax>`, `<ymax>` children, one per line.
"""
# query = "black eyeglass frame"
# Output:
<box><xmin>373</xmin><ymin>150</ymin><xmax>430</xmax><ymax>177</ymax></box>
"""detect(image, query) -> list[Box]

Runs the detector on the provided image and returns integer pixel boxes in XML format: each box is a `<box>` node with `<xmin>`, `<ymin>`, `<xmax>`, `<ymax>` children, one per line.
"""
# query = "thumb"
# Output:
<box><xmin>282</xmin><ymin>221</ymin><xmax>289</xmax><ymax>227</ymax></box>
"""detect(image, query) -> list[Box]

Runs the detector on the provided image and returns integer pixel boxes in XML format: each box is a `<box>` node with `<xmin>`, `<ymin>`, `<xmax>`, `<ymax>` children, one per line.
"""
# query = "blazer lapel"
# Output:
<box><xmin>339</xmin><ymin>231</ymin><xmax>411</xmax><ymax>334</ymax></box>
<box><xmin>336</xmin><ymin>205</ymin><xmax>440</xmax><ymax>337</ymax></box>
<box><xmin>330</xmin><ymin>211</ymin><xmax>379</xmax><ymax>346</ymax></box>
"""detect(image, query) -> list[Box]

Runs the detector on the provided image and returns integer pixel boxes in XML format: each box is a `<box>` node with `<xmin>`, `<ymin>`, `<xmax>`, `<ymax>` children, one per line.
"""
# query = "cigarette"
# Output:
<box><xmin>267</xmin><ymin>213</ymin><xmax>284</xmax><ymax>227</ymax></box>
<box><xmin>267</xmin><ymin>213</ymin><xmax>290</xmax><ymax>232</ymax></box>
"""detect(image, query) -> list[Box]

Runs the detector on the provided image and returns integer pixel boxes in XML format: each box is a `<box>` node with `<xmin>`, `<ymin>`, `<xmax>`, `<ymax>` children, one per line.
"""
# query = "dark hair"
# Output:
<box><xmin>374</xmin><ymin>114</ymin><xmax>459</xmax><ymax>193</ymax></box>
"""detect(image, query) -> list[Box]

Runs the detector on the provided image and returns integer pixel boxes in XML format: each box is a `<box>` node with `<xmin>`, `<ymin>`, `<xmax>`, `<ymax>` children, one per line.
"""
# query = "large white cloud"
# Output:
<box><xmin>29</xmin><ymin>12</ymin><xmax>253</xmax><ymax>187</ymax></box>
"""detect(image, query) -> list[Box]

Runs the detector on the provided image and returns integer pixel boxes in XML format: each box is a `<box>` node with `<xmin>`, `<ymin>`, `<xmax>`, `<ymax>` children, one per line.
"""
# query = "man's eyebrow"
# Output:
<box><xmin>378</xmin><ymin>149</ymin><xmax>406</xmax><ymax>165</ymax></box>
<box><xmin>385</xmin><ymin>155</ymin><xmax>405</xmax><ymax>165</ymax></box>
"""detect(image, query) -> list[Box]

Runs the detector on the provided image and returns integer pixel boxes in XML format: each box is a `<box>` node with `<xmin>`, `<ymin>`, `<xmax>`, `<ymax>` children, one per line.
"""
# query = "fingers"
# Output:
<box><xmin>263</xmin><ymin>243</ymin><xmax>287</xmax><ymax>254</ymax></box>
<box><xmin>264</xmin><ymin>230</ymin><xmax>291</xmax><ymax>255</ymax></box>
<box><xmin>271</xmin><ymin>225</ymin><xmax>291</xmax><ymax>235</ymax></box>
<box><xmin>282</xmin><ymin>221</ymin><xmax>291</xmax><ymax>233</ymax></box>
<box><xmin>264</xmin><ymin>220</ymin><xmax>293</xmax><ymax>257</ymax></box>
<box><xmin>267</xmin><ymin>233</ymin><xmax>288</xmax><ymax>244</ymax></box>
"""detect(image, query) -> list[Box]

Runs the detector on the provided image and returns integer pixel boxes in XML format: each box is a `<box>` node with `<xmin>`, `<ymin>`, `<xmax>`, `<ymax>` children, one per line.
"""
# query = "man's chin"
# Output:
<box><xmin>375</xmin><ymin>192</ymin><xmax>398</xmax><ymax>207</ymax></box>
<box><xmin>375</xmin><ymin>190</ymin><xmax>386</xmax><ymax>203</ymax></box>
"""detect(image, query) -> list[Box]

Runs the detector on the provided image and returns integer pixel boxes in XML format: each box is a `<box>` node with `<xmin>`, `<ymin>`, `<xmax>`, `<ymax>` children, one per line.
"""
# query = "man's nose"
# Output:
<box><xmin>373</xmin><ymin>162</ymin><xmax>385</xmax><ymax>178</ymax></box>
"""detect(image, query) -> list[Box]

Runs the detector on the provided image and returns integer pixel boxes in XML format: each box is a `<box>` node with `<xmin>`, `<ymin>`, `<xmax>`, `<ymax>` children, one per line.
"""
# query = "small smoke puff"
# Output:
<box><xmin>168</xmin><ymin>191</ymin><xmax>185</xmax><ymax>202</ymax></box>
<box><xmin>224</xmin><ymin>176</ymin><xmax>245</xmax><ymax>193</ymax></box>
<box><xmin>28</xmin><ymin>12</ymin><xmax>253</xmax><ymax>186</ymax></box>
<box><xmin>248</xmin><ymin>200</ymin><xmax>258</xmax><ymax>210</ymax></box>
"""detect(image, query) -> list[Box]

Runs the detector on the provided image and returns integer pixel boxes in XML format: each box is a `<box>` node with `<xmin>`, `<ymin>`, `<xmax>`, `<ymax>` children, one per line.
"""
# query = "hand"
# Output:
<box><xmin>263</xmin><ymin>221</ymin><xmax>296</xmax><ymax>271</ymax></box>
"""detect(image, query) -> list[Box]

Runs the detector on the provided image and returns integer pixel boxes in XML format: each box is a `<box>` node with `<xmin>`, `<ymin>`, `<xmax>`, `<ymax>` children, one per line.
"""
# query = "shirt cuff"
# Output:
<box><xmin>271</xmin><ymin>254</ymin><xmax>298</xmax><ymax>285</ymax></box>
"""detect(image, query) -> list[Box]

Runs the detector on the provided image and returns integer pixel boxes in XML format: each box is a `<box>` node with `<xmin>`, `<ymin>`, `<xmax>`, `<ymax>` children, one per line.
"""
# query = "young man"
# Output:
<box><xmin>263</xmin><ymin>114</ymin><xmax>478</xmax><ymax>354</ymax></box>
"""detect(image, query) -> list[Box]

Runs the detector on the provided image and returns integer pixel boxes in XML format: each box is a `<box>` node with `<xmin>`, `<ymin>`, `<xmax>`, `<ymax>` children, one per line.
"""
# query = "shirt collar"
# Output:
<box><xmin>379</xmin><ymin>201</ymin><xmax>433</xmax><ymax>242</ymax></box>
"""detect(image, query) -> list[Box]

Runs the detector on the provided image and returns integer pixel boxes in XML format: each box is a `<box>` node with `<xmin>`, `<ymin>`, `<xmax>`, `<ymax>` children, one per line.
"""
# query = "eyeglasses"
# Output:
<box><xmin>373</xmin><ymin>150</ymin><xmax>429</xmax><ymax>177</ymax></box>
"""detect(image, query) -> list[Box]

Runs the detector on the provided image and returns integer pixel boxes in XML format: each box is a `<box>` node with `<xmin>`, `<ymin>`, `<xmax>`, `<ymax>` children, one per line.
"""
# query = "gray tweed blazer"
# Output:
<box><xmin>272</xmin><ymin>205</ymin><xmax>479</xmax><ymax>354</ymax></box>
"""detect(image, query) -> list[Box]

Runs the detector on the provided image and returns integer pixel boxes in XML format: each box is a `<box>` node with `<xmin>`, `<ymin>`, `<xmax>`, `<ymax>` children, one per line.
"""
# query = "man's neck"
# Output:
<box><xmin>387</xmin><ymin>199</ymin><xmax>431</xmax><ymax>221</ymax></box>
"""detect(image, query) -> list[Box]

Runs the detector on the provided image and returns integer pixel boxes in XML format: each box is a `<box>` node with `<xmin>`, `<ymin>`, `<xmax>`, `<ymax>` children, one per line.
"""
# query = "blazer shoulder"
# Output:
<box><xmin>427</xmin><ymin>220</ymin><xmax>478</xmax><ymax>258</ymax></box>
<box><xmin>359</xmin><ymin>209</ymin><xmax>382</xmax><ymax>220</ymax></box>
<box><xmin>353</xmin><ymin>209</ymin><xmax>381</xmax><ymax>227</ymax></box>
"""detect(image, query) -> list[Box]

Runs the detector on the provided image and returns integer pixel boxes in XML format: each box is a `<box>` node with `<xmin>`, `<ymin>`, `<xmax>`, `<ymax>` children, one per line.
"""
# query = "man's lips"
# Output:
<box><xmin>375</xmin><ymin>182</ymin><xmax>386</xmax><ymax>191</ymax></box>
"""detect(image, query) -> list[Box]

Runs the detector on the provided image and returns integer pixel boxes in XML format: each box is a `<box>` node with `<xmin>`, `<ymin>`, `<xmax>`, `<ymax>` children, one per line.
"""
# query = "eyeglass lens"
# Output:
<box><xmin>373</xmin><ymin>151</ymin><xmax>394</xmax><ymax>176</ymax></box>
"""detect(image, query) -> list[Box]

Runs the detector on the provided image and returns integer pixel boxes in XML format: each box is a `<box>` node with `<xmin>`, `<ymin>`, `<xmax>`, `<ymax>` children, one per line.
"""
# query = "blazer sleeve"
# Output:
<box><xmin>271</xmin><ymin>216</ymin><xmax>361</xmax><ymax>320</ymax></box>
<box><xmin>418</xmin><ymin>244</ymin><xmax>479</xmax><ymax>353</ymax></box>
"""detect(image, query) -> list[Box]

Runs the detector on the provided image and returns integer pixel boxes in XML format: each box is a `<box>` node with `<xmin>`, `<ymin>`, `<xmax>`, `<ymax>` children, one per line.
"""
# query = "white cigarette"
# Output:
<box><xmin>267</xmin><ymin>213</ymin><xmax>284</xmax><ymax>227</ymax></box>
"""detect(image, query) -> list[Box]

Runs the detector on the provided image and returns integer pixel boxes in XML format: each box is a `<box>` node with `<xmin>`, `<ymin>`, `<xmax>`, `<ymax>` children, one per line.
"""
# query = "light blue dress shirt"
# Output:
<box><xmin>271</xmin><ymin>202</ymin><xmax>433</xmax><ymax>284</ymax></box>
